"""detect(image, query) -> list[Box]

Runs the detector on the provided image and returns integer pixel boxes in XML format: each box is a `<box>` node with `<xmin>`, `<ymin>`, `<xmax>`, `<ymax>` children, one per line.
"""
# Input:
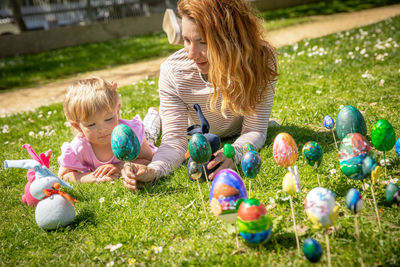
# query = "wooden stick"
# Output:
<box><xmin>331</xmin><ymin>129</ymin><xmax>338</xmax><ymax>151</ymax></box>
<box><xmin>236</xmin><ymin>226</ymin><xmax>240</xmax><ymax>250</ymax></box>
<box><xmin>325</xmin><ymin>231</ymin><xmax>332</xmax><ymax>267</ymax></box>
<box><xmin>248</xmin><ymin>179</ymin><xmax>252</xmax><ymax>198</ymax></box>
<box><xmin>383</xmin><ymin>151</ymin><xmax>387</xmax><ymax>178</ymax></box>
<box><xmin>196</xmin><ymin>178</ymin><xmax>208</xmax><ymax>219</ymax></box>
<box><xmin>354</xmin><ymin>215</ymin><xmax>364</xmax><ymax>267</ymax></box>
<box><xmin>289</xmin><ymin>195</ymin><xmax>300</xmax><ymax>253</ymax></box>
<box><xmin>202</xmin><ymin>165</ymin><xmax>210</xmax><ymax>190</ymax></box>
<box><xmin>317</xmin><ymin>172</ymin><xmax>321</xmax><ymax>187</ymax></box>
<box><xmin>370</xmin><ymin>182</ymin><xmax>381</xmax><ymax>229</ymax></box>
<box><xmin>259</xmin><ymin>244</ymin><xmax>265</xmax><ymax>267</ymax></box>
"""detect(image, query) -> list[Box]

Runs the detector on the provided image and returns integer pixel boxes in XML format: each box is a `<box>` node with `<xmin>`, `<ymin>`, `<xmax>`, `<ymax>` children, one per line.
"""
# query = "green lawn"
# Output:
<box><xmin>0</xmin><ymin>16</ymin><xmax>399</xmax><ymax>266</ymax></box>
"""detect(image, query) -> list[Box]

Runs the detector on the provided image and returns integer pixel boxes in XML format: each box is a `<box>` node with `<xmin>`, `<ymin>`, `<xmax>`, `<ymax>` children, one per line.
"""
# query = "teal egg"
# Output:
<box><xmin>188</xmin><ymin>133</ymin><xmax>212</xmax><ymax>164</ymax></box>
<box><xmin>371</xmin><ymin>119</ymin><xmax>396</xmax><ymax>152</ymax></box>
<box><xmin>302</xmin><ymin>141</ymin><xmax>323</xmax><ymax>168</ymax></box>
<box><xmin>241</xmin><ymin>151</ymin><xmax>261</xmax><ymax>179</ymax></box>
<box><xmin>303</xmin><ymin>238</ymin><xmax>323</xmax><ymax>263</ymax></box>
<box><xmin>111</xmin><ymin>124</ymin><xmax>140</xmax><ymax>161</ymax></box>
<box><xmin>336</xmin><ymin>105</ymin><xmax>367</xmax><ymax>140</ymax></box>
<box><xmin>385</xmin><ymin>183</ymin><xmax>400</xmax><ymax>204</ymax></box>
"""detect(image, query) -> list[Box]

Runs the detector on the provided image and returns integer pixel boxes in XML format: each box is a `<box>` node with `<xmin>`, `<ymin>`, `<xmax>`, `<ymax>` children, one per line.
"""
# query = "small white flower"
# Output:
<box><xmin>339</xmin><ymin>105</ymin><xmax>344</xmax><ymax>110</ymax></box>
<box><xmin>379</xmin><ymin>79</ymin><xmax>385</xmax><ymax>86</ymax></box>
<box><xmin>106</xmin><ymin>261</ymin><xmax>114</xmax><ymax>267</ymax></box>
<box><xmin>360</xmin><ymin>48</ymin><xmax>366</xmax><ymax>55</ymax></box>
<box><xmin>269</xmin><ymin>197</ymin><xmax>276</xmax><ymax>204</ymax></box>
<box><xmin>99</xmin><ymin>197</ymin><xmax>105</xmax><ymax>203</ymax></box>
<box><xmin>281</xmin><ymin>196</ymin><xmax>290</xmax><ymax>201</ymax></box>
<box><xmin>29</xmin><ymin>131</ymin><xmax>35</xmax><ymax>137</ymax></box>
<box><xmin>108</xmin><ymin>243</ymin><xmax>122</xmax><ymax>252</ymax></box>
<box><xmin>64</xmin><ymin>121</ymin><xmax>71</xmax><ymax>127</ymax></box>
<box><xmin>47</xmin><ymin>111</ymin><xmax>52</xmax><ymax>115</ymax></box>
<box><xmin>38</xmin><ymin>114</ymin><xmax>43</xmax><ymax>118</ymax></box>
<box><xmin>380</xmin><ymin>159</ymin><xmax>391</xmax><ymax>166</ymax></box>
<box><xmin>4</xmin><ymin>141</ymin><xmax>9</xmax><ymax>144</ymax></box>
<box><xmin>152</xmin><ymin>246</ymin><xmax>163</xmax><ymax>254</ymax></box>
<box><xmin>361</xmin><ymin>71</ymin><xmax>371</xmax><ymax>79</ymax></box>
<box><xmin>390</xmin><ymin>178</ymin><xmax>399</xmax><ymax>184</ymax></box>
<box><xmin>316</xmin><ymin>90</ymin><xmax>322</xmax><ymax>95</ymax></box>
<box><xmin>363</xmin><ymin>183</ymin><xmax>370</xmax><ymax>189</ymax></box>
<box><xmin>2</xmin><ymin>124</ymin><xmax>9</xmax><ymax>133</ymax></box>
<box><xmin>335</xmin><ymin>58</ymin><xmax>342</xmax><ymax>64</ymax></box>
<box><xmin>330</xmin><ymin>169</ymin><xmax>337</xmax><ymax>175</ymax></box>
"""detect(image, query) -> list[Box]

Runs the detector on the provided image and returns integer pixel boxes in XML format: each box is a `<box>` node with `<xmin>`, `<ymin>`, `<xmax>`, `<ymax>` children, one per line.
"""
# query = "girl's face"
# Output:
<box><xmin>73</xmin><ymin>105</ymin><xmax>120</xmax><ymax>146</ymax></box>
<box><xmin>182</xmin><ymin>16</ymin><xmax>209</xmax><ymax>74</ymax></box>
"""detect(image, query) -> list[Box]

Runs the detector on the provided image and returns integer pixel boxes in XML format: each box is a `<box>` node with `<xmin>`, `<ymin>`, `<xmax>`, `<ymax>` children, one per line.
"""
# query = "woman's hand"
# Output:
<box><xmin>206</xmin><ymin>149</ymin><xmax>235</xmax><ymax>180</ymax></box>
<box><xmin>121</xmin><ymin>163</ymin><xmax>156</xmax><ymax>191</ymax></box>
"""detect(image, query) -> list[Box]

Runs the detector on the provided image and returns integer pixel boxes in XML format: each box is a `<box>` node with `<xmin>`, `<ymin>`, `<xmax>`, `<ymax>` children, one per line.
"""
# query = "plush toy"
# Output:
<box><xmin>4</xmin><ymin>159</ymin><xmax>77</xmax><ymax>230</ymax></box>
<box><xmin>21</xmin><ymin>144</ymin><xmax>52</xmax><ymax>206</ymax></box>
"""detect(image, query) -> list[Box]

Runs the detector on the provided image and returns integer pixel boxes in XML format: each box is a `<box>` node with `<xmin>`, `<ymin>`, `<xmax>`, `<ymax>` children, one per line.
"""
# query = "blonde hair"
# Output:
<box><xmin>63</xmin><ymin>76</ymin><xmax>121</xmax><ymax>123</ymax></box>
<box><xmin>178</xmin><ymin>0</ymin><xmax>278</xmax><ymax>116</ymax></box>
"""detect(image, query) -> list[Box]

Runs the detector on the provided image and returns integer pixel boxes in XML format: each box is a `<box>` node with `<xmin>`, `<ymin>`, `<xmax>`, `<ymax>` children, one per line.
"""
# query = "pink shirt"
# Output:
<box><xmin>58</xmin><ymin>116</ymin><xmax>156</xmax><ymax>172</ymax></box>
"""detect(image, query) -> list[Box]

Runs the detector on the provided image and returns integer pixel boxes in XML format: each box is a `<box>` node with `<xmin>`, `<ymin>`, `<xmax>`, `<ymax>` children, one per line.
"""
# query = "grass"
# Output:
<box><xmin>1</xmin><ymin>0</ymin><xmax>398</xmax><ymax>90</ymax></box>
<box><xmin>1</xmin><ymin>16</ymin><xmax>399</xmax><ymax>266</ymax></box>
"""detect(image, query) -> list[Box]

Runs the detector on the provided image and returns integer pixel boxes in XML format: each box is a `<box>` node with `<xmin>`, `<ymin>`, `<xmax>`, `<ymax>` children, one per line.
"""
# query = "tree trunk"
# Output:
<box><xmin>9</xmin><ymin>0</ymin><xmax>27</xmax><ymax>32</ymax></box>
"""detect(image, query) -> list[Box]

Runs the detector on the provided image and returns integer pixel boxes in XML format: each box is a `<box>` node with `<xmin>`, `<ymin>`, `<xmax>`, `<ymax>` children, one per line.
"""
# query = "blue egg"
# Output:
<box><xmin>345</xmin><ymin>188</ymin><xmax>363</xmax><ymax>214</ymax></box>
<box><xmin>241</xmin><ymin>150</ymin><xmax>261</xmax><ymax>178</ymax></box>
<box><xmin>323</xmin><ymin>115</ymin><xmax>335</xmax><ymax>129</ymax></box>
<box><xmin>396</xmin><ymin>137</ymin><xmax>400</xmax><ymax>158</ymax></box>
<box><xmin>303</xmin><ymin>238</ymin><xmax>323</xmax><ymax>263</ymax></box>
<box><xmin>239</xmin><ymin>226</ymin><xmax>272</xmax><ymax>244</ymax></box>
<box><xmin>111</xmin><ymin>124</ymin><xmax>140</xmax><ymax>161</ymax></box>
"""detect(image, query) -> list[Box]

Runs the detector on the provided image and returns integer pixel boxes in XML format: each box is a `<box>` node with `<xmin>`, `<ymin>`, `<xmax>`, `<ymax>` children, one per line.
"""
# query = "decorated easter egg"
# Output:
<box><xmin>237</xmin><ymin>198</ymin><xmax>272</xmax><ymax>244</ymax></box>
<box><xmin>188</xmin><ymin>133</ymin><xmax>212</xmax><ymax>164</ymax></box>
<box><xmin>111</xmin><ymin>124</ymin><xmax>140</xmax><ymax>161</ymax></box>
<box><xmin>302</xmin><ymin>141</ymin><xmax>323</xmax><ymax>168</ymax></box>
<box><xmin>371</xmin><ymin>119</ymin><xmax>396</xmax><ymax>152</ymax></box>
<box><xmin>35</xmin><ymin>194</ymin><xmax>75</xmax><ymax>230</ymax></box>
<box><xmin>303</xmin><ymin>238</ymin><xmax>323</xmax><ymax>263</ymax></box>
<box><xmin>223</xmin><ymin>143</ymin><xmax>236</xmax><ymax>159</ymax></box>
<box><xmin>323</xmin><ymin>115</ymin><xmax>335</xmax><ymax>130</ymax></box>
<box><xmin>345</xmin><ymin>188</ymin><xmax>363</xmax><ymax>214</ymax></box>
<box><xmin>282</xmin><ymin>172</ymin><xmax>296</xmax><ymax>196</ymax></box>
<box><xmin>336</xmin><ymin>105</ymin><xmax>367</xmax><ymax>140</ymax></box>
<box><xmin>209</xmin><ymin>169</ymin><xmax>247</xmax><ymax>223</ymax></box>
<box><xmin>396</xmin><ymin>137</ymin><xmax>400</xmax><ymax>157</ymax></box>
<box><xmin>241</xmin><ymin>150</ymin><xmax>262</xmax><ymax>178</ymax></box>
<box><xmin>273</xmin><ymin>133</ymin><xmax>298</xmax><ymax>168</ymax></box>
<box><xmin>188</xmin><ymin>161</ymin><xmax>203</xmax><ymax>180</ymax></box>
<box><xmin>243</xmin><ymin>142</ymin><xmax>255</xmax><ymax>154</ymax></box>
<box><xmin>385</xmin><ymin>183</ymin><xmax>400</xmax><ymax>205</ymax></box>
<box><xmin>338</xmin><ymin>133</ymin><xmax>372</xmax><ymax>180</ymax></box>
<box><xmin>304</xmin><ymin>187</ymin><xmax>339</xmax><ymax>229</ymax></box>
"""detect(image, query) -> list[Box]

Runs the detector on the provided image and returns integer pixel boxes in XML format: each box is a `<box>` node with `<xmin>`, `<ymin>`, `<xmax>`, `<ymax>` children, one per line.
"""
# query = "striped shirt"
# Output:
<box><xmin>148</xmin><ymin>48</ymin><xmax>276</xmax><ymax>179</ymax></box>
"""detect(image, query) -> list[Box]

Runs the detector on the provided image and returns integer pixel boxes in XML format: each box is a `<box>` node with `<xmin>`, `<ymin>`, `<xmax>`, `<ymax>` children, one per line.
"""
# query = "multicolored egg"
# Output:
<box><xmin>282</xmin><ymin>172</ymin><xmax>296</xmax><ymax>196</ymax></box>
<box><xmin>209</xmin><ymin>169</ymin><xmax>247</xmax><ymax>223</ymax></box>
<box><xmin>336</xmin><ymin>105</ymin><xmax>367</xmax><ymax>140</ymax></box>
<box><xmin>371</xmin><ymin>119</ymin><xmax>396</xmax><ymax>152</ymax></box>
<box><xmin>345</xmin><ymin>188</ymin><xmax>363</xmax><ymax>214</ymax></box>
<box><xmin>273</xmin><ymin>133</ymin><xmax>298</xmax><ymax>168</ymax></box>
<box><xmin>303</xmin><ymin>238</ymin><xmax>323</xmax><ymax>263</ymax></box>
<box><xmin>302</xmin><ymin>141</ymin><xmax>323</xmax><ymax>168</ymax></box>
<box><xmin>188</xmin><ymin>133</ymin><xmax>212</xmax><ymax>164</ymax></box>
<box><xmin>396</xmin><ymin>137</ymin><xmax>400</xmax><ymax>157</ymax></box>
<box><xmin>304</xmin><ymin>187</ymin><xmax>339</xmax><ymax>229</ymax></box>
<box><xmin>111</xmin><ymin>124</ymin><xmax>140</xmax><ymax>161</ymax></box>
<box><xmin>323</xmin><ymin>115</ymin><xmax>335</xmax><ymax>130</ymax></box>
<box><xmin>188</xmin><ymin>161</ymin><xmax>203</xmax><ymax>180</ymax></box>
<box><xmin>223</xmin><ymin>143</ymin><xmax>236</xmax><ymax>159</ymax></box>
<box><xmin>385</xmin><ymin>183</ymin><xmax>400</xmax><ymax>205</ymax></box>
<box><xmin>243</xmin><ymin>142</ymin><xmax>255</xmax><ymax>154</ymax></box>
<box><xmin>241</xmin><ymin>150</ymin><xmax>261</xmax><ymax>179</ymax></box>
<box><xmin>338</xmin><ymin>133</ymin><xmax>372</xmax><ymax>180</ymax></box>
<box><xmin>237</xmin><ymin>198</ymin><xmax>272</xmax><ymax>244</ymax></box>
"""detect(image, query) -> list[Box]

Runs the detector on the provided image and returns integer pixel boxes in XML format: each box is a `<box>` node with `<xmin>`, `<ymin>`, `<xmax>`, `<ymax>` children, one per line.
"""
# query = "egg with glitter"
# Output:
<box><xmin>188</xmin><ymin>161</ymin><xmax>203</xmax><ymax>180</ymax></box>
<box><xmin>223</xmin><ymin>143</ymin><xmax>236</xmax><ymax>159</ymax></box>
<box><xmin>241</xmin><ymin>150</ymin><xmax>262</xmax><ymax>179</ymax></box>
<box><xmin>345</xmin><ymin>188</ymin><xmax>363</xmax><ymax>214</ymax></box>
<box><xmin>302</xmin><ymin>141</ymin><xmax>323</xmax><ymax>168</ymax></box>
<box><xmin>303</xmin><ymin>238</ymin><xmax>323</xmax><ymax>263</ymax></box>
<box><xmin>371</xmin><ymin>119</ymin><xmax>396</xmax><ymax>152</ymax></box>
<box><xmin>338</xmin><ymin>133</ymin><xmax>372</xmax><ymax>180</ymax></box>
<box><xmin>188</xmin><ymin>133</ymin><xmax>212</xmax><ymax>164</ymax></box>
<box><xmin>237</xmin><ymin>198</ymin><xmax>272</xmax><ymax>244</ymax></box>
<box><xmin>323</xmin><ymin>115</ymin><xmax>335</xmax><ymax>130</ymax></box>
<box><xmin>336</xmin><ymin>105</ymin><xmax>367</xmax><ymax>140</ymax></box>
<box><xmin>111</xmin><ymin>124</ymin><xmax>140</xmax><ymax>161</ymax></box>
<box><xmin>304</xmin><ymin>187</ymin><xmax>339</xmax><ymax>229</ymax></box>
<box><xmin>385</xmin><ymin>183</ymin><xmax>400</xmax><ymax>205</ymax></box>
<box><xmin>273</xmin><ymin>133</ymin><xmax>298</xmax><ymax>168</ymax></box>
<box><xmin>243</xmin><ymin>142</ymin><xmax>255</xmax><ymax>154</ymax></box>
<box><xmin>209</xmin><ymin>169</ymin><xmax>247</xmax><ymax>223</ymax></box>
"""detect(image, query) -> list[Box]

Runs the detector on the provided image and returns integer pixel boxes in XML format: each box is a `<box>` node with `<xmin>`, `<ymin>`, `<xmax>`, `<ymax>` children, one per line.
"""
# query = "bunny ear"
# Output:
<box><xmin>40</xmin><ymin>149</ymin><xmax>52</xmax><ymax>168</ymax></box>
<box><xmin>22</xmin><ymin>144</ymin><xmax>42</xmax><ymax>164</ymax></box>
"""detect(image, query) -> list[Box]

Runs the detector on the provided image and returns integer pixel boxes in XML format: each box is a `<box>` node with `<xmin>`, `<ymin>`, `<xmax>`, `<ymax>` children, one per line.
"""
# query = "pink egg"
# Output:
<box><xmin>273</xmin><ymin>133</ymin><xmax>298</xmax><ymax>167</ymax></box>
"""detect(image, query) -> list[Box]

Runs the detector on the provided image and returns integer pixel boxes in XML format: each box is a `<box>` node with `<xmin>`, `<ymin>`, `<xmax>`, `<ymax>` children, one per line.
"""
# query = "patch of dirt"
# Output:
<box><xmin>1</xmin><ymin>4</ymin><xmax>399</xmax><ymax>115</ymax></box>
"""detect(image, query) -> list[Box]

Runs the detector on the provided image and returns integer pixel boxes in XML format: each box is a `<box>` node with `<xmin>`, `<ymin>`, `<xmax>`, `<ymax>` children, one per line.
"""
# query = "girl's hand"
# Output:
<box><xmin>122</xmin><ymin>163</ymin><xmax>156</xmax><ymax>191</ymax></box>
<box><xmin>93</xmin><ymin>164</ymin><xmax>120</xmax><ymax>178</ymax></box>
<box><xmin>206</xmin><ymin>149</ymin><xmax>235</xmax><ymax>180</ymax></box>
<box><xmin>58</xmin><ymin>167</ymin><xmax>75</xmax><ymax>178</ymax></box>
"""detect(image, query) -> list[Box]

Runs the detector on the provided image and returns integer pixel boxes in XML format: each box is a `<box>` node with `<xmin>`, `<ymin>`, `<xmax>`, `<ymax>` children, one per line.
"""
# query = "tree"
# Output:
<box><xmin>9</xmin><ymin>0</ymin><xmax>27</xmax><ymax>32</ymax></box>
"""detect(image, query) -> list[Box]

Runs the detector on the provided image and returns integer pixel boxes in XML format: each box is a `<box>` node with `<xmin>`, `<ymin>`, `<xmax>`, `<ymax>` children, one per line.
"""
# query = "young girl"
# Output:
<box><xmin>58</xmin><ymin>76</ymin><xmax>158</xmax><ymax>183</ymax></box>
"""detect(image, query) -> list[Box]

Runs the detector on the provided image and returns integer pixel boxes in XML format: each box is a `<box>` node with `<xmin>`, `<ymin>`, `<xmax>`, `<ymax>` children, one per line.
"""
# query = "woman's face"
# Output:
<box><xmin>182</xmin><ymin>16</ymin><xmax>209</xmax><ymax>74</ymax></box>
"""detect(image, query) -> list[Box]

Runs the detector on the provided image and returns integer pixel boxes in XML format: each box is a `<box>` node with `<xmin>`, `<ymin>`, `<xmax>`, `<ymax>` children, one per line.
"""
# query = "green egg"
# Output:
<box><xmin>371</xmin><ymin>119</ymin><xmax>396</xmax><ymax>152</ymax></box>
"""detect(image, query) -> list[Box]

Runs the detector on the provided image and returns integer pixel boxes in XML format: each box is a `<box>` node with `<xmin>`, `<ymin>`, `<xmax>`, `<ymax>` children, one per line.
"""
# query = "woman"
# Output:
<box><xmin>123</xmin><ymin>0</ymin><xmax>278</xmax><ymax>190</ymax></box>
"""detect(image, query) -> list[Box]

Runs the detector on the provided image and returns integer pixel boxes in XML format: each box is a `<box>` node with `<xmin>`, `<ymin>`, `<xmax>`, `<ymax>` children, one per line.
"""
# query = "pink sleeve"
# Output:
<box><xmin>57</xmin><ymin>138</ymin><xmax>92</xmax><ymax>172</ymax></box>
<box><xmin>120</xmin><ymin>115</ymin><xmax>145</xmax><ymax>145</ymax></box>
